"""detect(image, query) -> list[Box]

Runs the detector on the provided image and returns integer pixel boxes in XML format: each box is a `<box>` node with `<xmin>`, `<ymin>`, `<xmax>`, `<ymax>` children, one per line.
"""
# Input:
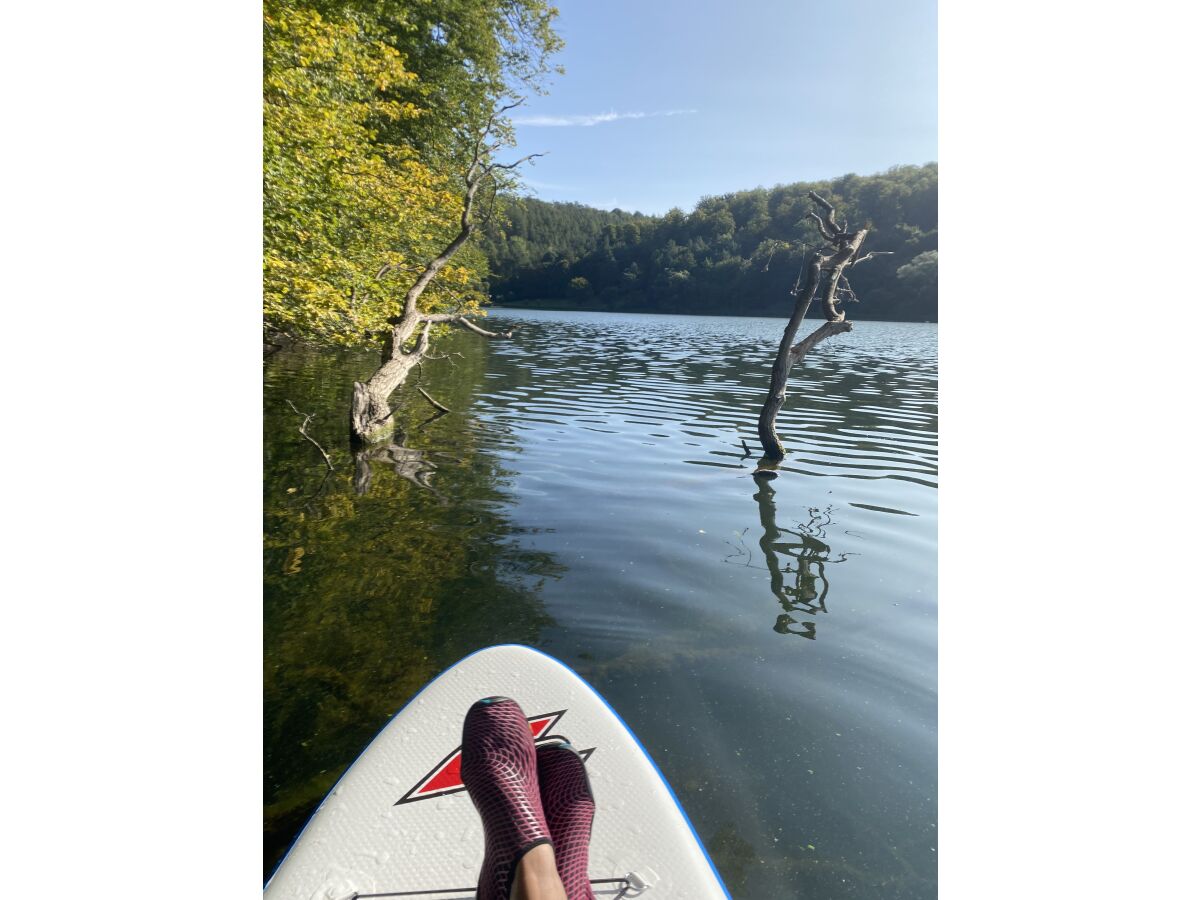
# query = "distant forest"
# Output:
<box><xmin>479</xmin><ymin>163</ymin><xmax>937</xmax><ymax>321</ymax></box>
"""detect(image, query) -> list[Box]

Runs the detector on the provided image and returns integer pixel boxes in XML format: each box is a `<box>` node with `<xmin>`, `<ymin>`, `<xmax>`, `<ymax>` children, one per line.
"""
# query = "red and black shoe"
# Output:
<box><xmin>461</xmin><ymin>697</ymin><xmax>554</xmax><ymax>900</ymax></box>
<box><xmin>536</xmin><ymin>740</ymin><xmax>596</xmax><ymax>900</ymax></box>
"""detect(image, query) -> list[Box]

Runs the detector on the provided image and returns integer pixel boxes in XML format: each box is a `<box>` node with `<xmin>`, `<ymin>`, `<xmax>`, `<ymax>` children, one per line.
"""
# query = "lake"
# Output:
<box><xmin>264</xmin><ymin>308</ymin><xmax>937</xmax><ymax>898</ymax></box>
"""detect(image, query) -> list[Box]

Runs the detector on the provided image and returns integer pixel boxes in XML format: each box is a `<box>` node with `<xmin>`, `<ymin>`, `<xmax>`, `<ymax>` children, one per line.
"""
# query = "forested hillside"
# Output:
<box><xmin>480</xmin><ymin>163</ymin><xmax>938</xmax><ymax>321</ymax></box>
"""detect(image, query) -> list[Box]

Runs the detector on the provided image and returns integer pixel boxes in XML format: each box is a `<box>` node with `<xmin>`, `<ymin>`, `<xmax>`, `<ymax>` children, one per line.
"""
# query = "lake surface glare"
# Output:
<box><xmin>264</xmin><ymin>309</ymin><xmax>937</xmax><ymax>898</ymax></box>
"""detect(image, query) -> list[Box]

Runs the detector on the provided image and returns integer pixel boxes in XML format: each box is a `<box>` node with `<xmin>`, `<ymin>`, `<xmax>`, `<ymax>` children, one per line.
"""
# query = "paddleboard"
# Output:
<box><xmin>265</xmin><ymin>644</ymin><xmax>730</xmax><ymax>899</ymax></box>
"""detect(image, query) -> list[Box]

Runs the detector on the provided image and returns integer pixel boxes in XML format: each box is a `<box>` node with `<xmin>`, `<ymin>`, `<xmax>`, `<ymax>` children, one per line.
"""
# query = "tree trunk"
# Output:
<box><xmin>757</xmin><ymin>192</ymin><xmax>869</xmax><ymax>463</ymax></box>
<box><xmin>757</xmin><ymin>253</ymin><xmax>823</xmax><ymax>459</ymax></box>
<box><xmin>347</xmin><ymin>103</ymin><xmax>537</xmax><ymax>446</ymax></box>
<box><xmin>349</xmin><ymin>319</ymin><xmax>428</xmax><ymax>445</ymax></box>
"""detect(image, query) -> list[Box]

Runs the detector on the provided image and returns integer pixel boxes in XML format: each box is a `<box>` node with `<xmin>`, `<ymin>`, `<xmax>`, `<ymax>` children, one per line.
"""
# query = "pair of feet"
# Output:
<box><xmin>462</xmin><ymin>697</ymin><xmax>596</xmax><ymax>900</ymax></box>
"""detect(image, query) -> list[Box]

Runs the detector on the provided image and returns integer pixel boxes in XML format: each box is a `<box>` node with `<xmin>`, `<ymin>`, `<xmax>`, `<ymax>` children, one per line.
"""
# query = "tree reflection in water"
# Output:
<box><xmin>264</xmin><ymin>344</ymin><xmax>563</xmax><ymax>874</ymax></box>
<box><xmin>353</xmin><ymin>437</ymin><xmax>443</xmax><ymax>500</ymax></box>
<box><xmin>731</xmin><ymin>474</ymin><xmax>852</xmax><ymax>640</ymax></box>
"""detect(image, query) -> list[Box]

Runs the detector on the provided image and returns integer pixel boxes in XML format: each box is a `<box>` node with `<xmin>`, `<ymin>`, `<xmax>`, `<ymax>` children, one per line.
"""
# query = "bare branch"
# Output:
<box><xmin>376</xmin><ymin>262</ymin><xmax>420</xmax><ymax>279</ymax></box>
<box><xmin>808</xmin><ymin>211</ymin><xmax>838</xmax><ymax>243</ymax></box>
<box><xmin>471</xmin><ymin>98</ymin><xmax>527</xmax><ymax>176</ymax></box>
<box><xmin>852</xmin><ymin>251</ymin><xmax>894</xmax><ymax>267</ymax></box>
<box><xmin>494</xmin><ymin>98</ymin><xmax>527</xmax><ymax>117</ymax></box>
<box><xmin>457</xmin><ymin>316</ymin><xmax>519</xmax><ymax>338</ymax></box>
<box><xmin>485</xmin><ymin>152</ymin><xmax>546</xmax><ymax>174</ymax></box>
<box><xmin>808</xmin><ymin>190</ymin><xmax>840</xmax><ymax>230</ymax></box>
<box><xmin>421</xmin><ymin>313</ymin><xmax>520</xmax><ymax>338</ymax></box>
<box><xmin>808</xmin><ymin>190</ymin><xmax>847</xmax><ymax>237</ymax></box>
<box><xmin>808</xmin><ymin>191</ymin><xmax>835</xmax><ymax>215</ymax></box>
<box><xmin>408</xmin><ymin>319</ymin><xmax>434</xmax><ymax>357</ymax></box>
<box><xmin>424</xmin><ymin>350</ymin><xmax>465</xmax><ymax>362</ymax></box>
<box><xmin>285</xmin><ymin>400</ymin><xmax>334</xmax><ymax>471</ymax></box>
<box><xmin>836</xmin><ymin>275</ymin><xmax>859</xmax><ymax>306</ymax></box>
<box><xmin>416</xmin><ymin>387</ymin><xmax>452</xmax><ymax>414</ymax></box>
<box><xmin>788</xmin><ymin>320</ymin><xmax>853</xmax><ymax>360</ymax></box>
<box><xmin>480</xmin><ymin>182</ymin><xmax>502</xmax><ymax>228</ymax></box>
<box><xmin>818</xmin><ymin>230</ymin><xmax>867</xmax><ymax>321</ymax></box>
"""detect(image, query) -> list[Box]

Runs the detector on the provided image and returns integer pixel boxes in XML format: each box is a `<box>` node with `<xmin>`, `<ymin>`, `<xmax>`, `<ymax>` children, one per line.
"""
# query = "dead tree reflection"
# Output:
<box><xmin>745</xmin><ymin>474</ymin><xmax>851</xmax><ymax>640</ymax></box>
<box><xmin>352</xmin><ymin>431</ymin><xmax>445</xmax><ymax>502</ymax></box>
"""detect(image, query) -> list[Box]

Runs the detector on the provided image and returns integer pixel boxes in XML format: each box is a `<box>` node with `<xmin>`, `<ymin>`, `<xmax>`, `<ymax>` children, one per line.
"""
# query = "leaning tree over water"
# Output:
<box><xmin>348</xmin><ymin>104</ymin><xmax>540</xmax><ymax>445</ymax></box>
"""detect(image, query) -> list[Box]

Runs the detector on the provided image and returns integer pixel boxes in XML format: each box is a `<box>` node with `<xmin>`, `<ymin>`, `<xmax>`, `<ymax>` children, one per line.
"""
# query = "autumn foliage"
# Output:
<box><xmin>263</xmin><ymin>0</ymin><xmax>560</xmax><ymax>347</ymax></box>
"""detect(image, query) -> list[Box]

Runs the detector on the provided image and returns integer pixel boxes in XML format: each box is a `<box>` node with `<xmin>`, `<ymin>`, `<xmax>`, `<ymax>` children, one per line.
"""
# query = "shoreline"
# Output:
<box><xmin>489</xmin><ymin>300</ymin><xmax>937</xmax><ymax>324</ymax></box>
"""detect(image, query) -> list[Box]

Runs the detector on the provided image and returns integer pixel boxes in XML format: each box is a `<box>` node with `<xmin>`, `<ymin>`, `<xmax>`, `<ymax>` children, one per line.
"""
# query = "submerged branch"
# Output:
<box><xmin>416</xmin><ymin>386</ymin><xmax>451</xmax><ymax>414</ymax></box>
<box><xmin>285</xmin><ymin>400</ymin><xmax>334</xmax><ymax>471</ymax></box>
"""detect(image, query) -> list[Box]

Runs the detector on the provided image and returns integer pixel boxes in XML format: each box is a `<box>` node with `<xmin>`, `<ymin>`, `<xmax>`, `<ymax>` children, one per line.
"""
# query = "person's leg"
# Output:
<box><xmin>511</xmin><ymin>843</ymin><xmax>568</xmax><ymax>900</ymax></box>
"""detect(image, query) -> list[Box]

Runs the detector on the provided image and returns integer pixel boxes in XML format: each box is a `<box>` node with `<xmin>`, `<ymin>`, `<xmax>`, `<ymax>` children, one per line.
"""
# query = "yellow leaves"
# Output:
<box><xmin>284</xmin><ymin>546</ymin><xmax>305</xmax><ymax>575</ymax></box>
<box><xmin>264</xmin><ymin>1</ymin><xmax>493</xmax><ymax>348</ymax></box>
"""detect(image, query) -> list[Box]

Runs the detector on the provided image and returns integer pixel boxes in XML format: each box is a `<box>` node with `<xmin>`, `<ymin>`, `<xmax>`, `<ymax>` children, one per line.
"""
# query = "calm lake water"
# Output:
<box><xmin>264</xmin><ymin>309</ymin><xmax>937</xmax><ymax>898</ymax></box>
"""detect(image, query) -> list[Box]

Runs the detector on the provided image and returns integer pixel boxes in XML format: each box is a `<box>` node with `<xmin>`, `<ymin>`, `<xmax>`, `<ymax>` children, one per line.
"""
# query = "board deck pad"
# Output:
<box><xmin>266</xmin><ymin>645</ymin><xmax>730</xmax><ymax>899</ymax></box>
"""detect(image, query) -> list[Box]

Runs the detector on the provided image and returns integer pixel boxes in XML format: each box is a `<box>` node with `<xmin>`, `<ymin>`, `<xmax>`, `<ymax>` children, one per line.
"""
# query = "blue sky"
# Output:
<box><xmin>507</xmin><ymin>0</ymin><xmax>937</xmax><ymax>215</ymax></box>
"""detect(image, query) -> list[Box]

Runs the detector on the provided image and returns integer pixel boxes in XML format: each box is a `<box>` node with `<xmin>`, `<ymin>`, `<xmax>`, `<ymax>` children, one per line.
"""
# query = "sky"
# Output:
<box><xmin>506</xmin><ymin>0</ymin><xmax>937</xmax><ymax>215</ymax></box>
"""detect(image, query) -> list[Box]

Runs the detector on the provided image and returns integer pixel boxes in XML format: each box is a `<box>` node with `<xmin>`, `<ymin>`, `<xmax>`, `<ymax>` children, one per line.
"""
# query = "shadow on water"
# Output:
<box><xmin>263</xmin><ymin>345</ymin><xmax>565</xmax><ymax>875</ymax></box>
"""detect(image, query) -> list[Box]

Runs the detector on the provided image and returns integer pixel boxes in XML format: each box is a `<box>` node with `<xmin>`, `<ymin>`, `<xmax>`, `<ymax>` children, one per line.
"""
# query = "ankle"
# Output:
<box><xmin>511</xmin><ymin>843</ymin><xmax>567</xmax><ymax>900</ymax></box>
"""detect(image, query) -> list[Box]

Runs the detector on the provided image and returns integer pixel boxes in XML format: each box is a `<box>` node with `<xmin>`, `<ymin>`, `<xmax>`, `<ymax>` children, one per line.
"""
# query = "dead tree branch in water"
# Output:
<box><xmin>417</xmin><ymin>386</ymin><xmax>451</xmax><ymax>414</ymax></box>
<box><xmin>285</xmin><ymin>400</ymin><xmax>334</xmax><ymax>471</ymax></box>
<box><xmin>757</xmin><ymin>192</ymin><xmax>883</xmax><ymax>464</ymax></box>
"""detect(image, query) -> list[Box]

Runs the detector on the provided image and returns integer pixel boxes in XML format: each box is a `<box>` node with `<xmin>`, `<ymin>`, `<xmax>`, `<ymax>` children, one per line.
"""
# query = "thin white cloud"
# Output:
<box><xmin>520</xmin><ymin>178</ymin><xmax>572</xmax><ymax>191</ymax></box>
<box><xmin>512</xmin><ymin>109</ymin><xmax>697</xmax><ymax>127</ymax></box>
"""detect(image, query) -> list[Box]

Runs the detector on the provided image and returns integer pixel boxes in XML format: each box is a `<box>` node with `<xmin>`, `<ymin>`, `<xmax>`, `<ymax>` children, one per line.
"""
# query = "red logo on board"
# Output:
<box><xmin>397</xmin><ymin>710</ymin><xmax>582</xmax><ymax>805</ymax></box>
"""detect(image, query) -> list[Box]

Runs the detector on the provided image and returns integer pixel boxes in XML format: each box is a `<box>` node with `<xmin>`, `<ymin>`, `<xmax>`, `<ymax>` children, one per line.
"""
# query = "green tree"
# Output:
<box><xmin>263</xmin><ymin>0</ymin><xmax>563</xmax><ymax>348</ymax></box>
<box><xmin>896</xmin><ymin>250</ymin><xmax>938</xmax><ymax>293</ymax></box>
<box><xmin>263</xmin><ymin>1</ymin><xmax>481</xmax><ymax>346</ymax></box>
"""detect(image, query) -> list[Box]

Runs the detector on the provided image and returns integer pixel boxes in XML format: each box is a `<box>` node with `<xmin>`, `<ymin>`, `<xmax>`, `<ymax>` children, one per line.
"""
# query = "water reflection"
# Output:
<box><xmin>265</xmin><ymin>313</ymin><xmax>938</xmax><ymax>899</ymax></box>
<box><xmin>264</xmin><ymin>346</ymin><xmax>565</xmax><ymax>873</ymax></box>
<box><xmin>353</xmin><ymin>437</ymin><xmax>442</xmax><ymax>498</ymax></box>
<box><xmin>741</xmin><ymin>474</ymin><xmax>852</xmax><ymax>640</ymax></box>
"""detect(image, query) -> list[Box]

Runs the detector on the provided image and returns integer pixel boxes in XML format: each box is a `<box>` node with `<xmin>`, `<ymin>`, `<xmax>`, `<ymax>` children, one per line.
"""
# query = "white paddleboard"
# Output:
<box><xmin>265</xmin><ymin>644</ymin><xmax>730</xmax><ymax>899</ymax></box>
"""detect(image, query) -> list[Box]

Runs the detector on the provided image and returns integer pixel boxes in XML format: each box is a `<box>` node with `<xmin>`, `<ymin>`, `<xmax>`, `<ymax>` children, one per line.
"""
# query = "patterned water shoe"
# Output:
<box><xmin>461</xmin><ymin>696</ymin><xmax>554</xmax><ymax>900</ymax></box>
<box><xmin>536</xmin><ymin>740</ymin><xmax>597</xmax><ymax>900</ymax></box>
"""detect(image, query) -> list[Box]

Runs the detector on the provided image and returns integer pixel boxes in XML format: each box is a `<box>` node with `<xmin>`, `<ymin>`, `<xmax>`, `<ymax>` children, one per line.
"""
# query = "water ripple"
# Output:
<box><xmin>477</xmin><ymin>310</ymin><xmax>937</xmax><ymax>488</ymax></box>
